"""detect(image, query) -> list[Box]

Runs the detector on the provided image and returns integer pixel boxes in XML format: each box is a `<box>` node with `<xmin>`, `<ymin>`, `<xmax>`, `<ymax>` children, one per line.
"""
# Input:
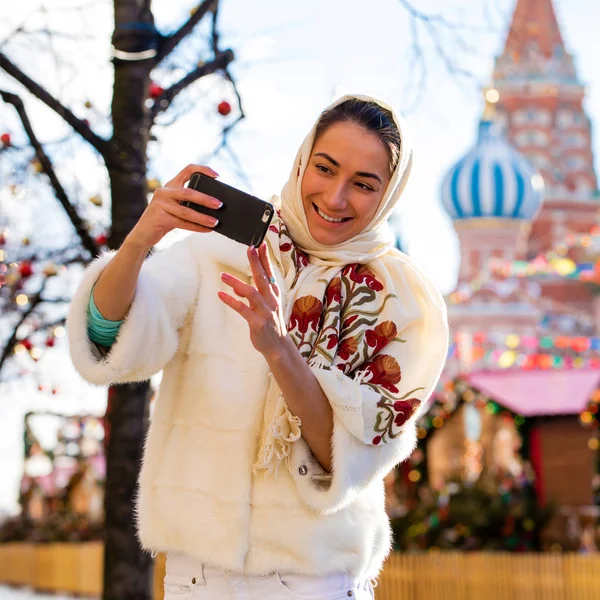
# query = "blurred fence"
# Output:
<box><xmin>1</xmin><ymin>543</ymin><xmax>599</xmax><ymax>598</ymax></box>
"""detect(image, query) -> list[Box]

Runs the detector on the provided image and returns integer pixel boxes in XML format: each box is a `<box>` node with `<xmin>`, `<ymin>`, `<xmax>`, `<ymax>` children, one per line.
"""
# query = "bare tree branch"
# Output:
<box><xmin>0</xmin><ymin>89</ymin><xmax>99</xmax><ymax>258</ymax></box>
<box><xmin>150</xmin><ymin>49</ymin><xmax>234</xmax><ymax>121</ymax></box>
<box><xmin>397</xmin><ymin>0</ymin><xmax>488</xmax><ymax>110</ymax></box>
<box><xmin>0</xmin><ymin>52</ymin><xmax>110</xmax><ymax>156</ymax></box>
<box><xmin>154</xmin><ymin>0</ymin><xmax>219</xmax><ymax>65</ymax></box>
<box><xmin>0</xmin><ymin>277</ymin><xmax>50</xmax><ymax>373</ymax></box>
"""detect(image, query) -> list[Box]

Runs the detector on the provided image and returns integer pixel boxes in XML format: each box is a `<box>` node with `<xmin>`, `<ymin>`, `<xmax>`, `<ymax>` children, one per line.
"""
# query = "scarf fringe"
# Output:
<box><xmin>253</xmin><ymin>395</ymin><xmax>302</xmax><ymax>477</ymax></box>
<box><xmin>308</xmin><ymin>356</ymin><xmax>327</xmax><ymax>369</ymax></box>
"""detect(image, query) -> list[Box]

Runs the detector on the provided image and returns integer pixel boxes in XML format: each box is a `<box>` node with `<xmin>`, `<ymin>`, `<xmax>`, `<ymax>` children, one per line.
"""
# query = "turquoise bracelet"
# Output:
<box><xmin>86</xmin><ymin>288</ymin><xmax>123</xmax><ymax>346</ymax></box>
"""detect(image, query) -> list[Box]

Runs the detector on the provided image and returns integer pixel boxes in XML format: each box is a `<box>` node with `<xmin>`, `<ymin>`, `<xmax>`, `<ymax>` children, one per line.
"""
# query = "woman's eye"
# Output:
<box><xmin>355</xmin><ymin>182</ymin><xmax>374</xmax><ymax>191</ymax></box>
<box><xmin>316</xmin><ymin>164</ymin><xmax>331</xmax><ymax>174</ymax></box>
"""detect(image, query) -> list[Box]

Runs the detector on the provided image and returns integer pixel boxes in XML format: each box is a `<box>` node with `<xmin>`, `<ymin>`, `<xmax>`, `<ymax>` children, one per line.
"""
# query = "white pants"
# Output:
<box><xmin>165</xmin><ymin>552</ymin><xmax>375</xmax><ymax>600</ymax></box>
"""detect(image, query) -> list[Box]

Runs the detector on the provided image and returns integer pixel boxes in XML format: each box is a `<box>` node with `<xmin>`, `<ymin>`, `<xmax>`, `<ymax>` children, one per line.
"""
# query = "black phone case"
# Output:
<box><xmin>182</xmin><ymin>173</ymin><xmax>275</xmax><ymax>247</ymax></box>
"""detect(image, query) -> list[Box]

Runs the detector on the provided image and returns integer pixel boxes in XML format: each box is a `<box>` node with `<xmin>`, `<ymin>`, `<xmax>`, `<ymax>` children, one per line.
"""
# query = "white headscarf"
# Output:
<box><xmin>279</xmin><ymin>94</ymin><xmax>413</xmax><ymax>267</ymax></box>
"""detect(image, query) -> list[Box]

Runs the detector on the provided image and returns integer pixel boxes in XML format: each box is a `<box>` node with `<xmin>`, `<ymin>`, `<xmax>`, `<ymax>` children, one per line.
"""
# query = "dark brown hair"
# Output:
<box><xmin>313</xmin><ymin>99</ymin><xmax>401</xmax><ymax>174</ymax></box>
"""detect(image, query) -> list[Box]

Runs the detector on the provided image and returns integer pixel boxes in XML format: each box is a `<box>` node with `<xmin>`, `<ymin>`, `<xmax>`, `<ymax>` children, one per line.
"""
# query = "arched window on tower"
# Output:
<box><xmin>565</xmin><ymin>155</ymin><xmax>586</xmax><ymax>171</ymax></box>
<box><xmin>564</xmin><ymin>133</ymin><xmax>586</xmax><ymax>148</ymax></box>
<box><xmin>557</xmin><ymin>109</ymin><xmax>574</xmax><ymax>129</ymax></box>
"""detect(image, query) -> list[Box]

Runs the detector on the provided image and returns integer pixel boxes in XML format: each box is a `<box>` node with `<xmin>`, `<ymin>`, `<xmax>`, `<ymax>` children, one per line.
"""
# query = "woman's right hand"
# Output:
<box><xmin>127</xmin><ymin>164</ymin><xmax>223</xmax><ymax>249</ymax></box>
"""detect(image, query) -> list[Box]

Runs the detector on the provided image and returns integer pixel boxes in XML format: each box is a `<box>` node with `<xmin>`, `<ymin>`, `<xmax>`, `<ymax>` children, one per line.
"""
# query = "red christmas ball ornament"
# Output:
<box><xmin>217</xmin><ymin>101</ymin><xmax>231</xmax><ymax>116</ymax></box>
<box><xmin>22</xmin><ymin>339</ymin><xmax>33</xmax><ymax>351</ymax></box>
<box><xmin>0</xmin><ymin>233</ymin><xmax>6</xmax><ymax>245</ymax></box>
<box><xmin>46</xmin><ymin>336</ymin><xmax>55</xmax><ymax>348</ymax></box>
<box><xmin>19</xmin><ymin>261</ymin><xmax>34</xmax><ymax>278</ymax></box>
<box><xmin>1</xmin><ymin>133</ymin><xmax>11</xmax><ymax>146</ymax></box>
<box><xmin>96</xmin><ymin>234</ymin><xmax>108</xmax><ymax>246</ymax></box>
<box><xmin>149</xmin><ymin>82</ymin><xmax>164</xmax><ymax>99</ymax></box>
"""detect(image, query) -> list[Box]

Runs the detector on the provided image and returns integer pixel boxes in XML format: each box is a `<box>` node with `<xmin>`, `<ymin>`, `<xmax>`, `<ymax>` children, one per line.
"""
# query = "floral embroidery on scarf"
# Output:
<box><xmin>268</xmin><ymin>212</ymin><xmax>427</xmax><ymax>446</ymax></box>
<box><xmin>270</xmin><ymin>211</ymin><xmax>309</xmax><ymax>286</ymax></box>
<box><xmin>371</xmin><ymin>396</ymin><xmax>423</xmax><ymax>445</ymax></box>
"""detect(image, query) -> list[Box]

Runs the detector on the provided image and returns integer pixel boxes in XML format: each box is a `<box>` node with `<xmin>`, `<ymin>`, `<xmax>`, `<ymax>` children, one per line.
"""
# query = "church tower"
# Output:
<box><xmin>492</xmin><ymin>0</ymin><xmax>597</xmax><ymax>255</ymax></box>
<box><xmin>440</xmin><ymin>0</ymin><xmax>599</xmax><ymax>373</ymax></box>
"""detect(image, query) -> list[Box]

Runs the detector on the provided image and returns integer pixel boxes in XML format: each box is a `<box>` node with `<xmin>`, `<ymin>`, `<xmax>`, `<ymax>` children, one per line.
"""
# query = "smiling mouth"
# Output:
<box><xmin>312</xmin><ymin>203</ymin><xmax>353</xmax><ymax>224</ymax></box>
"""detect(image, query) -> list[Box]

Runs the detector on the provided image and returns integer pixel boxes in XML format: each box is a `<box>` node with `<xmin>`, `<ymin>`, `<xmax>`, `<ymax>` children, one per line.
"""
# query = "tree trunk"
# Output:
<box><xmin>103</xmin><ymin>1</ymin><xmax>157</xmax><ymax>598</ymax></box>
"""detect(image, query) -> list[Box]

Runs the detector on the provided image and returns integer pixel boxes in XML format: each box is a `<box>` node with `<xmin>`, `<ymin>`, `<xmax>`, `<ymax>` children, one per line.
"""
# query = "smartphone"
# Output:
<box><xmin>182</xmin><ymin>173</ymin><xmax>275</xmax><ymax>247</ymax></box>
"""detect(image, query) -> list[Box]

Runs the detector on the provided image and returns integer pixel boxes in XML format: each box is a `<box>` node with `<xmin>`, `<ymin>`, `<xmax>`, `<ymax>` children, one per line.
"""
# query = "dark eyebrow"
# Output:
<box><xmin>314</xmin><ymin>152</ymin><xmax>383</xmax><ymax>185</ymax></box>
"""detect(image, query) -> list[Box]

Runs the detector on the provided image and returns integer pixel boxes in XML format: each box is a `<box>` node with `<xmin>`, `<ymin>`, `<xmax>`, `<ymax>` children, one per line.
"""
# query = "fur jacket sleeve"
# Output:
<box><xmin>67</xmin><ymin>236</ymin><xmax>201</xmax><ymax>386</ymax></box>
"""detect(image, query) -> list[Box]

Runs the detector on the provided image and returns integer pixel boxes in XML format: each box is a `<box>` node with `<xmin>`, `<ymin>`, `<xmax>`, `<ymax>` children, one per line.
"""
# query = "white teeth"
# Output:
<box><xmin>315</xmin><ymin>205</ymin><xmax>346</xmax><ymax>223</ymax></box>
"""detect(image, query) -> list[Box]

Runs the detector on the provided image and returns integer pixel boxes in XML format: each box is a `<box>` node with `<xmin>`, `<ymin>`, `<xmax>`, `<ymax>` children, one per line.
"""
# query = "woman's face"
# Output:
<box><xmin>301</xmin><ymin>121</ymin><xmax>392</xmax><ymax>246</ymax></box>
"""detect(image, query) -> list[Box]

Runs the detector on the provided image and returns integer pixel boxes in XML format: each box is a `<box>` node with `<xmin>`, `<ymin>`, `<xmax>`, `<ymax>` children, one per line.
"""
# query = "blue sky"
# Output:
<box><xmin>0</xmin><ymin>0</ymin><xmax>598</xmax><ymax>513</ymax></box>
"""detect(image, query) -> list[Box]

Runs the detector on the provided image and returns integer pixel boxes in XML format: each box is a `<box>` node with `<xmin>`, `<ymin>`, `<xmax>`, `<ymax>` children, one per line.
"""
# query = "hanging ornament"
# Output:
<box><xmin>149</xmin><ymin>83</ymin><xmax>164</xmax><ymax>99</ymax></box>
<box><xmin>147</xmin><ymin>178</ymin><xmax>161</xmax><ymax>192</ymax></box>
<box><xmin>95</xmin><ymin>234</ymin><xmax>108</xmax><ymax>246</ymax></box>
<box><xmin>1</xmin><ymin>133</ymin><xmax>11</xmax><ymax>146</ymax></box>
<box><xmin>217</xmin><ymin>101</ymin><xmax>232</xmax><ymax>116</ymax></box>
<box><xmin>31</xmin><ymin>158</ymin><xmax>43</xmax><ymax>173</ymax></box>
<box><xmin>46</xmin><ymin>336</ymin><xmax>55</xmax><ymax>348</ymax></box>
<box><xmin>19</xmin><ymin>261</ymin><xmax>34</xmax><ymax>278</ymax></box>
<box><xmin>22</xmin><ymin>236</ymin><xmax>30</xmax><ymax>246</ymax></box>
<box><xmin>0</xmin><ymin>232</ymin><xmax>6</xmax><ymax>245</ymax></box>
<box><xmin>22</xmin><ymin>339</ymin><xmax>33</xmax><ymax>351</ymax></box>
<box><xmin>89</xmin><ymin>194</ymin><xmax>103</xmax><ymax>207</ymax></box>
<box><xmin>84</xmin><ymin>100</ymin><xmax>93</xmax><ymax>109</ymax></box>
<box><xmin>5</xmin><ymin>272</ymin><xmax>20</xmax><ymax>286</ymax></box>
<box><xmin>43</xmin><ymin>263</ymin><xmax>58</xmax><ymax>277</ymax></box>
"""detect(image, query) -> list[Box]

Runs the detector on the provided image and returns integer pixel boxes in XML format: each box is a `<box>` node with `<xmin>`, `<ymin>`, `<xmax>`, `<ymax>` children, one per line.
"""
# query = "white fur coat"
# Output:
<box><xmin>67</xmin><ymin>231</ymin><xmax>443</xmax><ymax>579</ymax></box>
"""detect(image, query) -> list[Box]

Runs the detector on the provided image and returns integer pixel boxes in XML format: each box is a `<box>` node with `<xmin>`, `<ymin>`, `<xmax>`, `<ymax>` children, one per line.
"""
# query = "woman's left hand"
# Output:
<box><xmin>218</xmin><ymin>242</ymin><xmax>287</xmax><ymax>360</ymax></box>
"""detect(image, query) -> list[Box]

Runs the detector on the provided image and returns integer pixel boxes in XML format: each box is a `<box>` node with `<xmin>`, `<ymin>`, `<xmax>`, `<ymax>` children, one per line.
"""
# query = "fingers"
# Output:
<box><xmin>217</xmin><ymin>291</ymin><xmax>257</xmax><ymax>325</ymax></box>
<box><xmin>162</xmin><ymin>200</ymin><xmax>219</xmax><ymax>230</ymax></box>
<box><xmin>247</xmin><ymin>245</ymin><xmax>278</xmax><ymax>300</ymax></box>
<box><xmin>156</xmin><ymin>186</ymin><xmax>222</xmax><ymax>210</ymax></box>
<box><xmin>165</xmin><ymin>164</ymin><xmax>219</xmax><ymax>189</ymax></box>
<box><xmin>220</xmin><ymin>273</ymin><xmax>263</xmax><ymax>310</ymax></box>
<box><xmin>258</xmin><ymin>242</ymin><xmax>279</xmax><ymax>296</ymax></box>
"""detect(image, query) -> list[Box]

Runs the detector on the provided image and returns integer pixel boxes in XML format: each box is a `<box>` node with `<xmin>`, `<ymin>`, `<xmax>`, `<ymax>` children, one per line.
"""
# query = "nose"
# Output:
<box><xmin>323</xmin><ymin>182</ymin><xmax>348</xmax><ymax>211</ymax></box>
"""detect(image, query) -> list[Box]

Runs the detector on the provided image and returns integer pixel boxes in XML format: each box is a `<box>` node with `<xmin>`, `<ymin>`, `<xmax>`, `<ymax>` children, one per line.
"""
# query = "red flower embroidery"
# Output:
<box><xmin>392</xmin><ymin>398</ymin><xmax>420</xmax><ymax>427</ymax></box>
<box><xmin>325</xmin><ymin>277</ymin><xmax>342</xmax><ymax>305</ymax></box>
<box><xmin>360</xmin><ymin>354</ymin><xmax>401</xmax><ymax>393</ymax></box>
<box><xmin>280</xmin><ymin>242</ymin><xmax>292</xmax><ymax>252</ymax></box>
<box><xmin>296</xmin><ymin>250</ymin><xmax>309</xmax><ymax>269</ymax></box>
<box><xmin>372</xmin><ymin>435</ymin><xmax>382</xmax><ymax>445</ymax></box>
<box><xmin>365</xmin><ymin>321</ymin><xmax>398</xmax><ymax>354</ymax></box>
<box><xmin>343</xmin><ymin>314</ymin><xmax>359</xmax><ymax>329</ymax></box>
<box><xmin>326</xmin><ymin>333</ymin><xmax>338</xmax><ymax>350</ymax></box>
<box><xmin>338</xmin><ymin>336</ymin><xmax>359</xmax><ymax>360</ymax></box>
<box><xmin>344</xmin><ymin>264</ymin><xmax>384</xmax><ymax>292</ymax></box>
<box><xmin>288</xmin><ymin>296</ymin><xmax>323</xmax><ymax>334</ymax></box>
<box><xmin>269</xmin><ymin>225</ymin><xmax>278</xmax><ymax>233</ymax></box>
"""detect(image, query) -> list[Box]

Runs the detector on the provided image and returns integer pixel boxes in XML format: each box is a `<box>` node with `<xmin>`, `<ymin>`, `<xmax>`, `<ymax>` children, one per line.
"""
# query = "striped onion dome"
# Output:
<box><xmin>441</xmin><ymin>120</ymin><xmax>544</xmax><ymax>220</ymax></box>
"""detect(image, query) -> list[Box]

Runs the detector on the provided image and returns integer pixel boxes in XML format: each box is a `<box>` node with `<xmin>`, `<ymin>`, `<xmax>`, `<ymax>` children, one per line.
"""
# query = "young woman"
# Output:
<box><xmin>68</xmin><ymin>95</ymin><xmax>448</xmax><ymax>599</ymax></box>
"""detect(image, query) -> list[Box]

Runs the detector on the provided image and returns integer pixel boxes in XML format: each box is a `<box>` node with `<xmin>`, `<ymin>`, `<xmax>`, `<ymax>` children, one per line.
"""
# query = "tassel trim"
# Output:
<box><xmin>253</xmin><ymin>395</ymin><xmax>302</xmax><ymax>477</ymax></box>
